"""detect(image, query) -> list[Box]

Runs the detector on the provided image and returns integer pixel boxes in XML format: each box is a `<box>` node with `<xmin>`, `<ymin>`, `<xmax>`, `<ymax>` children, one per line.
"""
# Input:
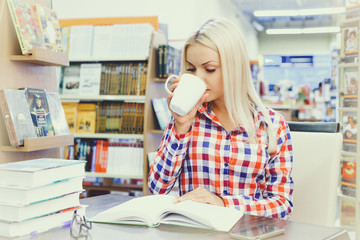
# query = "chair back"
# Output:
<box><xmin>288</xmin><ymin>122</ymin><xmax>342</xmax><ymax>227</ymax></box>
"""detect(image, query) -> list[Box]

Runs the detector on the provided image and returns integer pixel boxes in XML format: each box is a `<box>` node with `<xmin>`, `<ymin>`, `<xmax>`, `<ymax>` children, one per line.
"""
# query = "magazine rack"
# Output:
<box><xmin>10</xmin><ymin>47</ymin><xmax>69</xmax><ymax>66</ymax></box>
<box><xmin>0</xmin><ymin>0</ymin><xmax>72</xmax><ymax>162</ymax></box>
<box><xmin>1</xmin><ymin>135</ymin><xmax>73</xmax><ymax>152</ymax></box>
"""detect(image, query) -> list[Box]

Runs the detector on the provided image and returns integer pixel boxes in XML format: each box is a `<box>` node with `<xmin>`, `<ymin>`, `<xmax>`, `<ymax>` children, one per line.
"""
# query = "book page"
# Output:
<box><xmin>90</xmin><ymin>195</ymin><xmax>175</xmax><ymax>227</ymax></box>
<box><xmin>159</xmin><ymin>199</ymin><xmax>243</xmax><ymax>232</ymax></box>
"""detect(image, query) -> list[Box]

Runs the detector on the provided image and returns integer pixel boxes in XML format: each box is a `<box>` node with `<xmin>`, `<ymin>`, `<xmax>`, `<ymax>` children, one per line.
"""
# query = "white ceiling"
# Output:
<box><xmin>232</xmin><ymin>0</ymin><xmax>345</xmax><ymax>30</ymax></box>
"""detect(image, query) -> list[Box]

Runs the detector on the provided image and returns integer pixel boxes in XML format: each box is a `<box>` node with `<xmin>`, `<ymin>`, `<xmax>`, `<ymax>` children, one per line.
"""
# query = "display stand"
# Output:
<box><xmin>338</xmin><ymin>16</ymin><xmax>360</xmax><ymax>238</ymax></box>
<box><xmin>0</xmin><ymin>0</ymin><xmax>72</xmax><ymax>163</ymax></box>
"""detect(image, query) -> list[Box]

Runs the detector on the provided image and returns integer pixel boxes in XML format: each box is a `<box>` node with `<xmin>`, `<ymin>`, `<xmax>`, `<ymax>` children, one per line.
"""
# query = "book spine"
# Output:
<box><xmin>0</xmin><ymin>90</ymin><xmax>19</xmax><ymax>146</ymax></box>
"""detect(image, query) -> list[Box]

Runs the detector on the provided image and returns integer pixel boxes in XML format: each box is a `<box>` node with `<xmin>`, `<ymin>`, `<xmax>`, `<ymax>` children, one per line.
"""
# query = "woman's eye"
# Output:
<box><xmin>186</xmin><ymin>68</ymin><xmax>196</xmax><ymax>72</ymax></box>
<box><xmin>206</xmin><ymin>69</ymin><xmax>216</xmax><ymax>73</ymax></box>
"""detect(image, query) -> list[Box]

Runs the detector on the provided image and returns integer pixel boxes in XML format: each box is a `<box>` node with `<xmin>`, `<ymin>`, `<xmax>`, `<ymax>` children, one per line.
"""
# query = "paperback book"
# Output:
<box><xmin>46</xmin><ymin>92</ymin><xmax>71</xmax><ymax>136</ymax></box>
<box><xmin>22</xmin><ymin>88</ymin><xmax>55</xmax><ymax>137</ymax></box>
<box><xmin>341</xmin><ymin>160</ymin><xmax>356</xmax><ymax>197</ymax></box>
<box><xmin>342</xmin><ymin>112</ymin><xmax>357</xmax><ymax>153</ymax></box>
<box><xmin>344</xmin><ymin>26</ymin><xmax>359</xmax><ymax>55</ymax></box>
<box><xmin>152</xmin><ymin>98</ymin><xmax>171</xmax><ymax>131</ymax></box>
<box><xmin>0</xmin><ymin>89</ymin><xmax>36</xmax><ymax>146</ymax></box>
<box><xmin>90</xmin><ymin>194</ymin><xmax>243</xmax><ymax>232</ymax></box>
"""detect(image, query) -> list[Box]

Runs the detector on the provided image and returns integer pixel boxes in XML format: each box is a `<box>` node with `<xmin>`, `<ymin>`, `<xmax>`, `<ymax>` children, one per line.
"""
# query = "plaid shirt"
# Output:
<box><xmin>148</xmin><ymin>103</ymin><xmax>294</xmax><ymax>219</ymax></box>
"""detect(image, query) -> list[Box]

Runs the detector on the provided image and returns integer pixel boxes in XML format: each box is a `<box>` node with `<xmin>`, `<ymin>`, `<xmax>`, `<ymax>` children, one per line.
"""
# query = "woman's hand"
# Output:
<box><xmin>167</xmin><ymin>76</ymin><xmax>209</xmax><ymax>135</ymax></box>
<box><xmin>173</xmin><ymin>187</ymin><xmax>225</xmax><ymax>207</ymax></box>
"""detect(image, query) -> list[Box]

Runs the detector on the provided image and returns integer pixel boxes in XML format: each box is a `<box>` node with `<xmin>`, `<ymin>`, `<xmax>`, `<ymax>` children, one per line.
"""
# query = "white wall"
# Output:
<box><xmin>51</xmin><ymin>0</ymin><xmax>259</xmax><ymax>59</ymax></box>
<box><xmin>258</xmin><ymin>32</ymin><xmax>334</xmax><ymax>55</ymax></box>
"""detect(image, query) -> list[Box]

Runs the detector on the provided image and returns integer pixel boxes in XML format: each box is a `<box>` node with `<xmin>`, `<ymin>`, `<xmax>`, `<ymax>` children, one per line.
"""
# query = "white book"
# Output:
<box><xmin>0</xmin><ymin>158</ymin><xmax>86</xmax><ymax>188</ymax></box>
<box><xmin>0</xmin><ymin>176</ymin><xmax>84</xmax><ymax>206</ymax></box>
<box><xmin>0</xmin><ymin>205</ymin><xmax>85</xmax><ymax>238</ymax></box>
<box><xmin>0</xmin><ymin>192</ymin><xmax>81</xmax><ymax>222</ymax></box>
<box><xmin>79</xmin><ymin>63</ymin><xmax>102</xmax><ymax>96</ymax></box>
<box><xmin>46</xmin><ymin>92</ymin><xmax>71</xmax><ymax>136</ymax></box>
<box><xmin>62</xmin><ymin>65</ymin><xmax>81</xmax><ymax>95</ymax></box>
<box><xmin>92</xmin><ymin>25</ymin><xmax>113</xmax><ymax>58</ymax></box>
<box><xmin>69</xmin><ymin>25</ymin><xmax>93</xmax><ymax>59</ymax></box>
<box><xmin>90</xmin><ymin>194</ymin><xmax>243</xmax><ymax>232</ymax></box>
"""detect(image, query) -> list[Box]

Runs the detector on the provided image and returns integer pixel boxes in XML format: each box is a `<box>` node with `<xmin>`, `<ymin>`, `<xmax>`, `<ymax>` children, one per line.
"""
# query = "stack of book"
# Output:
<box><xmin>0</xmin><ymin>158</ymin><xmax>86</xmax><ymax>238</ymax></box>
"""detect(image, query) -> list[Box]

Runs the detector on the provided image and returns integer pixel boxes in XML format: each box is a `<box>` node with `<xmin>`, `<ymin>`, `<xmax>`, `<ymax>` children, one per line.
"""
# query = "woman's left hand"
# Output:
<box><xmin>173</xmin><ymin>187</ymin><xmax>225</xmax><ymax>207</ymax></box>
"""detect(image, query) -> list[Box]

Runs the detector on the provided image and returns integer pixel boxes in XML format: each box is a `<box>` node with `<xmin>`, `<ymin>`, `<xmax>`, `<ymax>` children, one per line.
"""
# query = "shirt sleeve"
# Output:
<box><xmin>148</xmin><ymin>116</ymin><xmax>192</xmax><ymax>194</ymax></box>
<box><xmin>221</xmin><ymin>120</ymin><xmax>294</xmax><ymax>220</ymax></box>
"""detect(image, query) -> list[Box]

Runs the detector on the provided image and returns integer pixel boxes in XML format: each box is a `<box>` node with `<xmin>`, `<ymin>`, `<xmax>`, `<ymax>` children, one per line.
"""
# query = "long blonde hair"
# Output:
<box><xmin>181</xmin><ymin>18</ymin><xmax>277</xmax><ymax>152</ymax></box>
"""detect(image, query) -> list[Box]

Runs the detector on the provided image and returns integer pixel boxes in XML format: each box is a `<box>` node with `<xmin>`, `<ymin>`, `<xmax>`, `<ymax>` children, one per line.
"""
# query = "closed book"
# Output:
<box><xmin>61</xmin><ymin>102</ymin><xmax>78</xmax><ymax>133</ymax></box>
<box><xmin>6</xmin><ymin>0</ymin><xmax>45</xmax><ymax>55</ymax></box>
<box><xmin>0</xmin><ymin>89</ymin><xmax>36</xmax><ymax>147</ymax></box>
<box><xmin>0</xmin><ymin>191</ymin><xmax>81</xmax><ymax>222</ymax></box>
<box><xmin>46</xmin><ymin>92</ymin><xmax>71</xmax><ymax>136</ymax></box>
<box><xmin>76</xmin><ymin>103</ymin><xmax>97</xmax><ymax>134</ymax></box>
<box><xmin>0</xmin><ymin>158</ymin><xmax>86</xmax><ymax>188</ymax></box>
<box><xmin>0</xmin><ymin>176</ymin><xmax>84</xmax><ymax>206</ymax></box>
<box><xmin>79</xmin><ymin>63</ymin><xmax>102</xmax><ymax>96</ymax></box>
<box><xmin>152</xmin><ymin>98</ymin><xmax>171</xmax><ymax>131</ymax></box>
<box><xmin>0</xmin><ymin>206</ymin><xmax>85</xmax><ymax>238</ymax></box>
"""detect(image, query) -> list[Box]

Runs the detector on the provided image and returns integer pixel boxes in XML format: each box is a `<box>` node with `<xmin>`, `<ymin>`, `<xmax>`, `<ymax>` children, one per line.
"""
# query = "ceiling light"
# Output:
<box><xmin>254</xmin><ymin>7</ymin><xmax>345</xmax><ymax>17</ymax></box>
<box><xmin>266</xmin><ymin>26</ymin><xmax>341</xmax><ymax>34</ymax></box>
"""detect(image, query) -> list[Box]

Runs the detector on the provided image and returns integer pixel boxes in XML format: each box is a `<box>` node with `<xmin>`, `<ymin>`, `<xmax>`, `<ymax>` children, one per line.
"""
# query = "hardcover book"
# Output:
<box><xmin>79</xmin><ymin>63</ymin><xmax>102</xmax><ymax>96</ymax></box>
<box><xmin>33</xmin><ymin>4</ymin><xmax>63</xmax><ymax>53</ymax></box>
<box><xmin>90</xmin><ymin>194</ymin><xmax>243</xmax><ymax>232</ymax></box>
<box><xmin>0</xmin><ymin>89</ymin><xmax>36</xmax><ymax>146</ymax></box>
<box><xmin>76</xmin><ymin>103</ymin><xmax>96</xmax><ymax>134</ymax></box>
<box><xmin>344</xmin><ymin>26</ymin><xmax>359</xmax><ymax>54</ymax></box>
<box><xmin>22</xmin><ymin>88</ymin><xmax>55</xmax><ymax>137</ymax></box>
<box><xmin>7</xmin><ymin>0</ymin><xmax>45</xmax><ymax>55</ymax></box>
<box><xmin>61</xmin><ymin>102</ymin><xmax>78</xmax><ymax>133</ymax></box>
<box><xmin>46</xmin><ymin>92</ymin><xmax>71</xmax><ymax>136</ymax></box>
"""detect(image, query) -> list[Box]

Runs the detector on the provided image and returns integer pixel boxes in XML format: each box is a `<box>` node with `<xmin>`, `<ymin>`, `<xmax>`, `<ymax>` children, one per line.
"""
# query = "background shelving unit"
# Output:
<box><xmin>58</xmin><ymin>17</ymin><xmax>167</xmax><ymax>196</ymax></box>
<box><xmin>0</xmin><ymin>0</ymin><xmax>73</xmax><ymax>163</ymax></box>
<box><xmin>338</xmin><ymin>16</ymin><xmax>360</xmax><ymax>238</ymax></box>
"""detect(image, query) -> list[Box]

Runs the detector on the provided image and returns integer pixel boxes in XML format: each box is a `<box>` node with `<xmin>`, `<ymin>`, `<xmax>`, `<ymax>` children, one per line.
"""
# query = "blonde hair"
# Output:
<box><xmin>181</xmin><ymin>18</ymin><xmax>277</xmax><ymax>152</ymax></box>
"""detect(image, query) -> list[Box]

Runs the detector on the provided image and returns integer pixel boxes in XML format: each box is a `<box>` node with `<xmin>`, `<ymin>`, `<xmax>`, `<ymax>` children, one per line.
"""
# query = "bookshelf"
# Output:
<box><xmin>338</xmin><ymin>16</ymin><xmax>360</xmax><ymax>237</ymax></box>
<box><xmin>58</xmin><ymin>17</ymin><xmax>167</xmax><ymax>196</ymax></box>
<box><xmin>0</xmin><ymin>0</ymin><xmax>73</xmax><ymax>163</ymax></box>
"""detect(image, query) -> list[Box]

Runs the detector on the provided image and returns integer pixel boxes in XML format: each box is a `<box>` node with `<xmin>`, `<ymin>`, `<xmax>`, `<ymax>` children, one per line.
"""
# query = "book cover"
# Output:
<box><xmin>6</xmin><ymin>0</ymin><xmax>45</xmax><ymax>55</ymax></box>
<box><xmin>61</xmin><ymin>102</ymin><xmax>78</xmax><ymax>133</ymax></box>
<box><xmin>0</xmin><ymin>206</ymin><xmax>85</xmax><ymax>238</ymax></box>
<box><xmin>89</xmin><ymin>194</ymin><xmax>243</xmax><ymax>232</ymax></box>
<box><xmin>342</xmin><ymin>112</ymin><xmax>357</xmax><ymax>153</ymax></box>
<box><xmin>76</xmin><ymin>103</ymin><xmax>97</xmax><ymax>134</ymax></box>
<box><xmin>0</xmin><ymin>192</ymin><xmax>80</xmax><ymax>222</ymax></box>
<box><xmin>341</xmin><ymin>160</ymin><xmax>356</xmax><ymax>197</ymax></box>
<box><xmin>62</xmin><ymin>65</ymin><xmax>81</xmax><ymax>95</ymax></box>
<box><xmin>79</xmin><ymin>63</ymin><xmax>102</xmax><ymax>96</ymax></box>
<box><xmin>343</xmin><ymin>67</ymin><xmax>358</xmax><ymax>96</ymax></box>
<box><xmin>340</xmin><ymin>198</ymin><xmax>356</xmax><ymax>226</ymax></box>
<box><xmin>0</xmin><ymin>158</ymin><xmax>86</xmax><ymax>188</ymax></box>
<box><xmin>0</xmin><ymin>89</ymin><xmax>36</xmax><ymax>146</ymax></box>
<box><xmin>33</xmin><ymin>4</ymin><xmax>63</xmax><ymax>53</ymax></box>
<box><xmin>46</xmin><ymin>92</ymin><xmax>71</xmax><ymax>136</ymax></box>
<box><xmin>152</xmin><ymin>98</ymin><xmax>171</xmax><ymax>131</ymax></box>
<box><xmin>344</xmin><ymin>26</ymin><xmax>359</xmax><ymax>55</ymax></box>
<box><xmin>0</xmin><ymin>176</ymin><xmax>84</xmax><ymax>206</ymax></box>
<box><xmin>22</xmin><ymin>88</ymin><xmax>55</xmax><ymax>137</ymax></box>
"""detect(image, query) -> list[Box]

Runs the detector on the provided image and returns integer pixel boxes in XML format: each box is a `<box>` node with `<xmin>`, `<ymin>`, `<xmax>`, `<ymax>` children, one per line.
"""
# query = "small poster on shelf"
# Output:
<box><xmin>343</xmin><ymin>68</ymin><xmax>358</xmax><ymax>107</ymax></box>
<box><xmin>344</xmin><ymin>26</ymin><xmax>359</xmax><ymax>63</ymax></box>
<box><xmin>342</xmin><ymin>112</ymin><xmax>357</xmax><ymax>153</ymax></box>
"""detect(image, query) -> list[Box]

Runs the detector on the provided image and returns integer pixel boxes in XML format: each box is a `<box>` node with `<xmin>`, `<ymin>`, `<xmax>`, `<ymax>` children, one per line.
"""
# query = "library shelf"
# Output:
<box><xmin>83</xmin><ymin>184</ymin><xmax>143</xmax><ymax>192</ymax></box>
<box><xmin>149</xmin><ymin>129</ymin><xmax>164</xmax><ymax>134</ymax></box>
<box><xmin>10</xmin><ymin>47</ymin><xmax>69</xmax><ymax>66</ymax></box>
<box><xmin>60</xmin><ymin>95</ymin><xmax>146</xmax><ymax>103</ymax></box>
<box><xmin>338</xmin><ymin>63</ymin><xmax>359</xmax><ymax>68</ymax></box>
<box><xmin>1</xmin><ymin>135</ymin><xmax>74</xmax><ymax>152</ymax></box>
<box><xmin>69</xmin><ymin>57</ymin><xmax>148</xmax><ymax>62</ymax></box>
<box><xmin>73</xmin><ymin>133</ymin><xmax>143</xmax><ymax>140</ymax></box>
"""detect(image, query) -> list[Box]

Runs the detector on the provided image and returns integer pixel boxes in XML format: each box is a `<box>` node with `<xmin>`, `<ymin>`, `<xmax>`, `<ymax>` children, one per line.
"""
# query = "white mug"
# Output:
<box><xmin>164</xmin><ymin>73</ymin><xmax>206</xmax><ymax>116</ymax></box>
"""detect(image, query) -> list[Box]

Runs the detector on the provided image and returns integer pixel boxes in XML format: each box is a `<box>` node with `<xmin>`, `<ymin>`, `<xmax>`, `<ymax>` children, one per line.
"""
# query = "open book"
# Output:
<box><xmin>89</xmin><ymin>194</ymin><xmax>243</xmax><ymax>232</ymax></box>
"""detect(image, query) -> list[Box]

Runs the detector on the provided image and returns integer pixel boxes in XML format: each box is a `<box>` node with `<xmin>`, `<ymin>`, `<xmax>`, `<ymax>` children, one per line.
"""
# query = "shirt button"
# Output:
<box><xmin>226</xmin><ymin>135</ymin><xmax>230</xmax><ymax>140</ymax></box>
<box><xmin>224</xmin><ymin>162</ymin><xmax>229</xmax><ymax>167</ymax></box>
<box><xmin>223</xmin><ymin>190</ymin><xmax>228</xmax><ymax>195</ymax></box>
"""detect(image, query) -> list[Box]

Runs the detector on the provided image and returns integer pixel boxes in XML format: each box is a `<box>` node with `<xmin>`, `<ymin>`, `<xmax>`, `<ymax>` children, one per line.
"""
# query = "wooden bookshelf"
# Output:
<box><xmin>73</xmin><ymin>133</ymin><xmax>143</xmax><ymax>140</ymax></box>
<box><xmin>10</xmin><ymin>47</ymin><xmax>69</xmax><ymax>66</ymax></box>
<box><xmin>60</xmin><ymin>95</ymin><xmax>146</xmax><ymax>103</ymax></box>
<box><xmin>85</xmin><ymin>172</ymin><xmax>143</xmax><ymax>179</ymax></box>
<box><xmin>1</xmin><ymin>135</ymin><xmax>74</xmax><ymax>152</ymax></box>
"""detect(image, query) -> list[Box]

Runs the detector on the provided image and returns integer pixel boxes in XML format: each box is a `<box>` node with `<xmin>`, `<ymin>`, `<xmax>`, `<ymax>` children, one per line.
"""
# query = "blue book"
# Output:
<box><xmin>0</xmin><ymin>158</ymin><xmax>86</xmax><ymax>188</ymax></box>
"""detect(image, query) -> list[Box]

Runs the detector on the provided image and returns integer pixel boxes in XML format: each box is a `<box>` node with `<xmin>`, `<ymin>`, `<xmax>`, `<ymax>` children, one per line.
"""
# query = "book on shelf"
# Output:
<box><xmin>342</xmin><ymin>113</ymin><xmax>357</xmax><ymax>141</ymax></box>
<box><xmin>0</xmin><ymin>206</ymin><xmax>85</xmax><ymax>238</ymax></box>
<box><xmin>46</xmin><ymin>92</ymin><xmax>71</xmax><ymax>136</ymax></box>
<box><xmin>62</xmin><ymin>102</ymin><xmax>78</xmax><ymax>133</ymax></box>
<box><xmin>22</xmin><ymin>88</ymin><xmax>55</xmax><ymax>137</ymax></box>
<box><xmin>341</xmin><ymin>160</ymin><xmax>356</xmax><ymax>197</ymax></box>
<box><xmin>0</xmin><ymin>176</ymin><xmax>84</xmax><ymax>206</ymax></box>
<box><xmin>0</xmin><ymin>191</ymin><xmax>80</xmax><ymax>222</ymax></box>
<box><xmin>344</xmin><ymin>26</ymin><xmax>359</xmax><ymax>55</ymax></box>
<box><xmin>69</xmin><ymin>25</ymin><xmax>94</xmax><ymax>59</ymax></box>
<box><xmin>90</xmin><ymin>194</ymin><xmax>243</xmax><ymax>232</ymax></box>
<box><xmin>76</xmin><ymin>103</ymin><xmax>97</xmax><ymax>134</ymax></box>
<box><xmin>33</xmin><ymin>4</ymin><xmax>63</xmax><ymax>53</ymax></box>
<box><xmin>6</xmin><ymin>0</ymin><xmax>45</xmax><ymax>55</ymax></box>
<box><xmin>92</xmin><ymin>25</ymin><xmax>113</xmax><ymax>58</ymax></box>
<box><xmin>0</xmin><ymin>89</ymin><xmax>36</xmax><ymax>147</ymax></box>
<box><xmin>343</xmin><ymin>67</ymin><xmax>358</xmax><ymax>107</ymax></box>
<box><xmin>62</xmin><ymin>65</ymin><xmax>81</xmax><ymax>95</ymax></box>
<box><xmin>156</xmin><ymin>44</ymin><xmax>182</xmax><ymax>78</ymax></box>
<box><xmin>79</xmin><ymin>63</ymin><xmax>102</xmax><ymax>96</ymax></box>
<box><xmin>0</xmin><ymin>158</ymin><xmax>86</xmax><ymax>188</ymax></box>
<box><xmin>152</xmin><ymin>97</ymin><xmax>171</xmax><ymax>131</ymax></box>
<box><xmin>346</xmin><ymin>0</ymin><xmax>360</xmax><ymax>10</ymax></box>
<box><xmin>340</xmin><ymin>198</ymin><xmax>356</xmax><ymax>226</ymax></box>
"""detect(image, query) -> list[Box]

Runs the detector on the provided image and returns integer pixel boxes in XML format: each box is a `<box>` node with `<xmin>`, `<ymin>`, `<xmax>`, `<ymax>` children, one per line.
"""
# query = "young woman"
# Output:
<box><xmin>148</xmin><ymin>18</ymin><xmax>294</xmax><ymax>220</ymax></box>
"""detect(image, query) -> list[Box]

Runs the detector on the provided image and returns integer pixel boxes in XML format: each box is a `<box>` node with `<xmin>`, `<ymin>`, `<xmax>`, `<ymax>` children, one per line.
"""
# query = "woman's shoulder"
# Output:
<box><xmin>262</xmin><ymin>106</ymin><xmax>289</xmax><ymax>130</ymax></box>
